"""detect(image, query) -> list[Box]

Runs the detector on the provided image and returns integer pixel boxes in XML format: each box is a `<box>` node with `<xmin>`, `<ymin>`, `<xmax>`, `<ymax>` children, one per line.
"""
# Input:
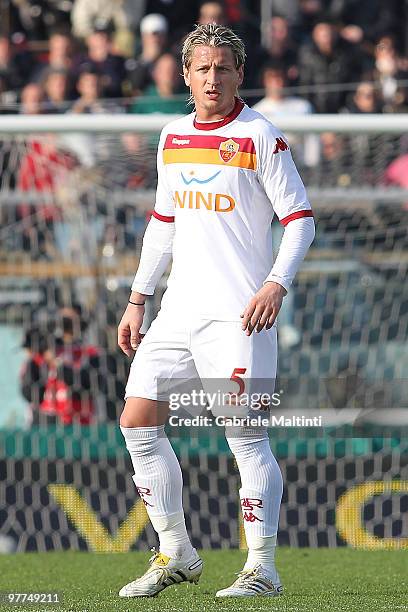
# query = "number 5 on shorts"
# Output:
<box><xmin>230</xmin><ymin>368</ymin><xmax>247</xmax><ymax>395</ymax></box>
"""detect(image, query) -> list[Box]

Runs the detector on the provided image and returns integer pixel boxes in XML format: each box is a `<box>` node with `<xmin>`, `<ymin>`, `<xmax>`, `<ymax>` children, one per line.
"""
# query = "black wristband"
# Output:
<box><xmin>128</xmin><ymin>300</ymin><xmax>145</xmax><ymax>306</ymax></box>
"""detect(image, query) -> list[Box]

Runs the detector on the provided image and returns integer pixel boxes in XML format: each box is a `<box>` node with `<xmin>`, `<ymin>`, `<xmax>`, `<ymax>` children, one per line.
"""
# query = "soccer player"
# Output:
<box><xmin>117</xmin><ymin>23</ymin><xmax>315</xmax><ymax>598</ymax></box>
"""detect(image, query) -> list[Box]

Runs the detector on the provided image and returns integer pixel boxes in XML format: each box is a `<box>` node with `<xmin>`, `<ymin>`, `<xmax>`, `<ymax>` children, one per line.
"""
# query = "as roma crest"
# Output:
<box><xmin>219</xmin><ymin>139</ymin><xmax>239</xmax><ymax>163</ymax></box>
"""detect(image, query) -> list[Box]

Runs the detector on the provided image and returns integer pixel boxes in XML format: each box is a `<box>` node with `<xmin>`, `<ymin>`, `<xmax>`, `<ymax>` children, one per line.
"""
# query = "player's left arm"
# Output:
<box><xmin>241</xmin><ymin>130</ymin><xmax>315</xmax><ymax>335</ymax></box>
<box><xmin>118</xmin><ymin>128</ymin><xmax>175</xmax><ymax>355</ymax></box>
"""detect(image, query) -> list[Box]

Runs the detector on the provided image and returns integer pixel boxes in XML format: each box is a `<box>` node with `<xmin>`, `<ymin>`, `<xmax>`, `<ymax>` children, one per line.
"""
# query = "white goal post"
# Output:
<box><xmin>0</xmin><ymin>112</ymin><xmax>407</xmax><ymax>133</ymax></box>
<box><xmin>1</xmin><ymin>113</ymin><xmax>408</xmax><ymax>210</ymax></box>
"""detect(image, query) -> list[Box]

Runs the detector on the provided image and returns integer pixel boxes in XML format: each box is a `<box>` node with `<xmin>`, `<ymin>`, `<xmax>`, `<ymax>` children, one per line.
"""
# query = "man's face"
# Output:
<box><xmin>183</xmin><ymin>45</ymin><xmax>243</xmax><ymax>120</ymax></box>
<box><xmin>264</xmin><ymin>69</ymin><xmax>285</xmax><ymax>94</ymax></box>
<box><xmin>78</xmin><ymin>73</ymin><xmax>99</xmax><ymax>100</ymax></box>
<box><xmin>46</xmin><ymin>74</ymin><xmax>67</xmax><ymax>102</ymax></box>
<box><xmin>21</xmin><ymin>84</ymin><xmax>43</xmax><ymax>114</ymax></box>
<box><xmin>87</xmin><ymin>32</ymin><xmax>110</xmax><ymax>60</ymax></box>
<box><xmin>49</xmin><ymin>34</ymin><xmax>71</xmax><ymax>59</ymax></box>
<box><xmin>313</xmin><ymin>23</ymin><xmax>334</xmax><ymax>53</ymax></box>
<box><xmin>198</xmin><ymin>2</ymin><xmax>225</xmax><ymax>24</ymax></box>
<box><xmin>141</xmin><ymin>30</ymin><xmax>167</xmax><ymax>50</ymax></box>
<box><xmin>270</xmin><ymin>17</ymin><xmax>288</xmax><ymax>43</ymax></box>
<box><xmin>0</xmin><ymin>36</ymin><xmax>10</xmax><ymax>64</ymax></box>
<box><xmin>153</xmin><ymin>54</ymin><xmax>179</xmax><ymax>91</ymax></box>
<box><xmin>354</xmin><ymin>83</ymin><xmax>376</xmax><ymax>112</ymax></box>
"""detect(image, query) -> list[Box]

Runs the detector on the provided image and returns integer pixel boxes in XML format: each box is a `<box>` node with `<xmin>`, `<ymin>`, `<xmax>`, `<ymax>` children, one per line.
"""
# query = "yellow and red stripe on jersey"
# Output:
<box><xmin>163</xmin><ymin>134</ymin><xmax>257</xmax><ymax>170</ymax></box>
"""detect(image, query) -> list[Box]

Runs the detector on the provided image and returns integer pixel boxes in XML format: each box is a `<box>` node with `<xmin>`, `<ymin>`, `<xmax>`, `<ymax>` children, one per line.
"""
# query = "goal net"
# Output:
<box><xmin>0</xmin><ymin>113</ymin><xmax>407</xmax><ymax>552</ymax></box>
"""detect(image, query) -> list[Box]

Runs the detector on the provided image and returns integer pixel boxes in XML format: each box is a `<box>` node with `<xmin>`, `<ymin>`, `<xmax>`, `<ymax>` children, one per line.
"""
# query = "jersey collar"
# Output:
<box><xmin>193</xmin><ymin>97</ymin><xmax>245</xmax><ymax>131</ymax></box>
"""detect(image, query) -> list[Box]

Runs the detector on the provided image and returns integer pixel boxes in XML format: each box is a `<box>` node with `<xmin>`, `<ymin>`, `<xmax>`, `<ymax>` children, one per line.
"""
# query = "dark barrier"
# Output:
<box><xmin>1</xmin><ymin>438</ymin><xmax>407</xmax><ymax>551</ymax></box>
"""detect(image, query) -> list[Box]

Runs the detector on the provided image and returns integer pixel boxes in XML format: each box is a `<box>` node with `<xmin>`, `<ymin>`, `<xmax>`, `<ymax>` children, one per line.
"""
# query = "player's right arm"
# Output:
<box><xmin>118</xmin><ymin>129</ymin><xmax>175</xmax><ymax>356</ymax></box>
<box><xmin>241</xmin><ymin>122</ymin><xmax>315</xmax><ymax>335</ymax></box>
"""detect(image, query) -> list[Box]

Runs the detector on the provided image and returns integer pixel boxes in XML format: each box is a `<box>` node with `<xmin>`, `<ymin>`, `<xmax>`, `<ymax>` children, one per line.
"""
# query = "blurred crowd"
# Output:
<box><xmin>2</xmin><ymin>0</ymin><xmax>404</xmax><ymax>262</ymax></box>
<box><xmin>20</xmin><ymin>304</ymin><xmax>100</xmax><ymax>425</ymax></box>
<box><xmin>0</xmin><ymin>0</ymin><xmax>407</xmax><ymax>115</ymax></box>
<box><xmin>18</xmin><ymin>295</ymin><xmax>131</xmax><ymax>426</ymax></box>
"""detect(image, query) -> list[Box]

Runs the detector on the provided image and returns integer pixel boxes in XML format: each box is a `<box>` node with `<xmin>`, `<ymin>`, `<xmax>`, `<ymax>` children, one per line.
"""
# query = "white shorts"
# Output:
<box><xmin>125</xmin><ymin>311</ymin><xmax>278</xmax><ymax>408</ymax></box>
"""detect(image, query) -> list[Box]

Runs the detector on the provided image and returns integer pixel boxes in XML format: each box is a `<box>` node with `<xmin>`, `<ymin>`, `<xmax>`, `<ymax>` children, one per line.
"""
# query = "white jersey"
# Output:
<box><xmin>151</xmin><ymin>98</ymin><xmax>313</xmax><ymax>321</ymax></box>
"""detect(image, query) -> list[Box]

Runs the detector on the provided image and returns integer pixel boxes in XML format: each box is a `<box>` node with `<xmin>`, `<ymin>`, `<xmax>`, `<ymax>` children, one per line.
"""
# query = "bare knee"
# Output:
<box><xmin>119</xmin><ymin>409</ymin><xmax>137</xmax><ymax>428</ymax></box>
<box><xmin>119</xmin><ymin>397</ymin><xmax>169</xmax><ymax>428</ymax></box>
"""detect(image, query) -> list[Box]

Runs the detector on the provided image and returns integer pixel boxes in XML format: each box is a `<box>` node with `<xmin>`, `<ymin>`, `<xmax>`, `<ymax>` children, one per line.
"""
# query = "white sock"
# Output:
<box><xmin>120</xmin><ymin>425</ymin><xmax>193</xmax><ymax>559</ymax></box>
<box><xmin>243</xmin><ymin>534</ymin><xmax>277</xmax><ymax>578</ymax></box>
<box><xmin>226</xmin><ymin>429</ymin><xmax>283</xmax><ymax>577</ymax></box>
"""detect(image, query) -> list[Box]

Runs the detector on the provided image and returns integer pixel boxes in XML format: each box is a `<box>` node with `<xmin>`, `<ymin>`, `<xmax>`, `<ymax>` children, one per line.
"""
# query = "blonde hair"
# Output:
<box><xmin>182</xmin><ymin>23</ymin><xmax>246</xmax><ymax>70</ymax></box>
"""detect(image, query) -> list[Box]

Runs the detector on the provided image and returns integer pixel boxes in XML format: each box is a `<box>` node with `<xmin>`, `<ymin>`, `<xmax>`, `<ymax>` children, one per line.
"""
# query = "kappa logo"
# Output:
<box><xmin>136</xmin><ymin>486</ymin><xmax>154</xmax><ymax>507</ymax></box>
<box><xmin>219</xmin><ymin>138</ymin><xmax>240</xmax><ymax>163</ymax></box>
<box><xmin>241</xmin><ymin>497</ymin><xmax>264</xmax><ymax>522</ymax></box>
<box><xmin>273</xmin><ymin>137</ymin><xmax>289</xmax><ymax>154</ymax></box>
<box><xmin>172</xmin><ymin>137</ymin><xmax>190</xmax><ymax>145</ymax></box>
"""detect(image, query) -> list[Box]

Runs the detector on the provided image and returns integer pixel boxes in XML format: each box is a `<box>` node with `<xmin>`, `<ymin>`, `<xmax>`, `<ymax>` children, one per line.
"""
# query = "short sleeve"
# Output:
<box><xmin>153</xmin><ymin>128</ymin><xmax>175</xmax><ymax>222</ymax></box>
<box><xmin>257</xmin><ymin>128</ymin><xmax>313</xmax><ymax>226</ymax></box>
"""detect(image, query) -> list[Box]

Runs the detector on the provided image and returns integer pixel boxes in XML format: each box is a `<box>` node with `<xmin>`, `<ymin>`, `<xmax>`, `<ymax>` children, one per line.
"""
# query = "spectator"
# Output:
<box><xmin>75</xmin><ymin>22</ymin><xmax>126</xmax><ymax>98</ymax></box>
<box><xmin>316</xmin><ymin>132</ymin><xmax>352</xmax><ymax>186</ymax></box>
<box><xmin>254</xmin><ymin>62</ymin><xmax>313</xmax><ymax>117</ymax></box>
<box><xmin>0</xmin><ymin>33</ymin><xmax>31</xmax><ymax>94</ymax></box>
<box><xmin>17</xmin><ymin>133</ymin><xmax>78</xmax><ymax>258</ymax></box>
<box><xmin>0</xmin><ymin>74</ymin><xmax>17</xmax><ymax>113</ymax></box>
<box><xmin>130</xmin><ymin>53</ymin><xmax>188</xmax><ymax>114</ymax></box>
<box><xmin>298</xmin><ymin>20</ymin><xmax>365</xmax><ymax>113</ymax></box>
<box><xmin>261</xmin><ymin>16</ymin><xmax>299</xmax><ymax>83</ymax></box>
<box><xmin>71</xmin><ymin>66</ymin><xmax>104</xmax><ymax>113</ymax></box>
<box><xmin>71</xmin><ymin>0</ymin><xmax>145</xmax><ymax>54</ymax></box>
<box><xmin>18</xmin><ymin>136</ymin><xmax>77</xmax><ymax>195</ymax></box>
<box><xmin>296</xmin><ymin>0</ymin><xmax>337</xmax><ymax>40</ymax></box>
<box><xmin>341</xmin><ymin>81</ymin><xmax>385</xmax><ymax>183</ymax></box>
<box><xmin>20</xmin><ymin>305</ymin><xmax>101</xmax><ymax>426</ymax></box>
<box><xmin>9</xmin><ymin>0</ymin><xmax>72</xmax><ymax>41</ymax></box>
<box><xmin>144</xmin><ymin>1</ymin><xmax>200</xmax><ymax>44</ymax></box>
<box><xmin>245</xmin><ymin>16</ymin><xmax>298</xmax><ymax>91</ymax></box>
<box><xmin>269</xmin><ymin>1</ymin><xmax>300</xmax><ymax>28</ymax></box>
<box><xmin>20</xmin><ymin>326</ymin><xmax>56</xmax><ymax>425</ymax></box>
<box><xmin>338</xmin><ymin>0</ymin><xmax>399</xmax><ymax>47</ymax></box>
<box><xmin>126</xmin><ymin>13</ymin><xmax>168</xmax><ymax>95</ymax></box>
<box><xmin>253</xmin><ymin>62</ymin><xmax>317</xmax><ymax>167</ymax></box>
<box><xmin>342</xmin><ymin>81</ymin><xmax>383</xmax><ymax>114</ymax></box>
<box><xmin>384</xmin><ymin>151</ymin><xmax>408</xmax><ymax>209</ymax></box>
<box><xmin>32</xmin><ymin>30</ymin><xmax>76</xmax><ymax>96</ymax></box>
<box><xmin>101</xmin><ymin>133</ymin><xmax>157</xmax><ymax>194</ymax></box>
<box><xmin>198</xmin><ymin>1</ymin><xmax>226</xmax><ymax>25</ymax></box>
<box><xmin>19</xmin><ymin>82</ymin><xmax>45</xmax><ymax>114</ymax></box>
<box><xmin>68</xmin><ymin>66</ymin><xmax>122</xmax><ymax>174</ymax></box>
<box><xmin>42</xmin><ymin>68</ymin><xmax>69</xmax><ymax>113</ymax></box>
<box><xmin>47</xmin><ymin>29</ymin><xmax>74</xmax><ymax>70</ymax></box>
<box><xmin>373</xmin><ymin>35</ymin><xmax>408</xmax><ymax>112</ymax></box>
<box><xmin>71</xmin><ymin>65</ymin><xmax>122</xmax><ymax>114</ymax></box>
<box><xmin>139</xmin><ymin>13</ymin><xmax>168</xmax><ymax>59</ymax></box>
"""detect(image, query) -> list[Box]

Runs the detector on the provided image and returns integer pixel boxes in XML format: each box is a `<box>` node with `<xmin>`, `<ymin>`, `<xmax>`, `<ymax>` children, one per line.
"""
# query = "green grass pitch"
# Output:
<box><xmin>1</xmin><ymin>548</ymin><xmax>407</xmax><ymax>612</ymax></box>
